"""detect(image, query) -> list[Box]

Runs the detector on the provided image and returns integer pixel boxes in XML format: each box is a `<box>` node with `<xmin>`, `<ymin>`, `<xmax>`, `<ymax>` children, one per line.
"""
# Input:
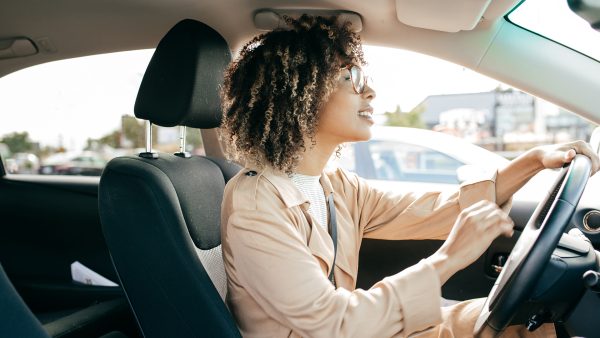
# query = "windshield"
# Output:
<box><xmin>508</xmin><ymin>0</ymin><xmax>600</xmax><ymax>62</ymax></box>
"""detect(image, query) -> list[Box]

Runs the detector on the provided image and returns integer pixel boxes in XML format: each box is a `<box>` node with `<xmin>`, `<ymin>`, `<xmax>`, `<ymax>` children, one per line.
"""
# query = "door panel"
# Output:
<box><xmin>357</xmin><ymin>234</ymin><xmax>521</xmax><ymax>300</ymax></box>
<box><xmin>357</xmin><ymin>214</ymin><xmax>529</xmax><ymax>300</ymax></box>
<box><xmin>0</xmin><ymin>174</ymin><xmax>120</xmax><ymax>312</ymax></box>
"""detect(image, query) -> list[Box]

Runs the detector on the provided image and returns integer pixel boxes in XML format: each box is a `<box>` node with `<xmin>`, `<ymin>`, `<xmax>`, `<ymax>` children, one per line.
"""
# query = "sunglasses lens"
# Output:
<box><xmin>350</xmin><ymin>65</ymin><xmax>365</xmax><ymax>94</ymax></box>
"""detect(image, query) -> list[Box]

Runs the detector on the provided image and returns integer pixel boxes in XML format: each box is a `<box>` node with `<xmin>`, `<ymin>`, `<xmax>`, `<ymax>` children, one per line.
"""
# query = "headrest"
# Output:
<box><xmin>134</xmin><ymin>19</ymin><xmax>231</xmax><ymax>129</ymax></box>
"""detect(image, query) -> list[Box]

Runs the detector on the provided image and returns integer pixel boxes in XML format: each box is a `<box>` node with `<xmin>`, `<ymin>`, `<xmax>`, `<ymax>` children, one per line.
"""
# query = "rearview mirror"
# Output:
<box><xmin>568</xmin><ymin>0</ymin><xmax>600</xmax><ymax>32</ymax></box>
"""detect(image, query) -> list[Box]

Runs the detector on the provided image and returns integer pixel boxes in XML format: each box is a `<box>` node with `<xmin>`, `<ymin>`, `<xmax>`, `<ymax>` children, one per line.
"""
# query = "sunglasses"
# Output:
<box><xmin>342</xmin><ymin>64</ymin><xmax>369</xmax><ymax>94</ymax></box>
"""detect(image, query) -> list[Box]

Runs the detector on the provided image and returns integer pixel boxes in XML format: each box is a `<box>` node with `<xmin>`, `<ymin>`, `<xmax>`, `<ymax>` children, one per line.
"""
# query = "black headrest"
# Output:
<box><xmin>134</xmin><ymin>19</ymin><xmax>231</xmax><ymax>129</ymax></box>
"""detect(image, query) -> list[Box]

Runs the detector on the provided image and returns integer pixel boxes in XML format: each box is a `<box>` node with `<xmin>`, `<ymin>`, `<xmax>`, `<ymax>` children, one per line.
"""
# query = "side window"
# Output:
<box><xmin>330</xmin><ymin>46</ymin><xmax>596</xmax><ymax>187</ymax></box>
<box><xmin>0</xmin><ymin>50</ymin><xmax>205</xmax><ymax>176</ymax></box>
<box><xmin>368</xmin><ymin>141</ymin><xmax>462</xmax><ymax>184</ymax></box>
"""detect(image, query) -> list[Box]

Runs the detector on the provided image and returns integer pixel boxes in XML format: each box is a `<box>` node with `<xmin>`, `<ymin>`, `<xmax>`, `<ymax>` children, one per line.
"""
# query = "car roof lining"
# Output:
<box><xmin>0</xmin><ymin>0</ymin><xmax>517</xmax><ymax>77</ymax></box>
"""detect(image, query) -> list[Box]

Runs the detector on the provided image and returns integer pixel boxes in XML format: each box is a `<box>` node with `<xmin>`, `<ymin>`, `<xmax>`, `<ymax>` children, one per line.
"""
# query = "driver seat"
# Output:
<box><xmin>98</xmin><ymin>19</ymin><xmax>241</xmax><ymax>337</ymax></box>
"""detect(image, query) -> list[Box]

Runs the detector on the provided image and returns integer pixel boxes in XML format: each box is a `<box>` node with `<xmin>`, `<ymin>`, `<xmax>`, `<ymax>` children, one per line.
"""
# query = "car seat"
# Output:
<box><xmin>98</xmin><ymin>19</ymin><xmax>241</xmax><ymax>338</ymax></box>
<box><xmin>0</xmin><ymin>262</ymin><xmax>49</xmax><ymax>338</ymax></box>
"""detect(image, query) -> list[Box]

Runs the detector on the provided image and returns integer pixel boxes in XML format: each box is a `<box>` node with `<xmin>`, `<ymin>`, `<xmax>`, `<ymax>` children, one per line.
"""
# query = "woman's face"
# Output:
<box><xmin>316</xmin><ymin>66</ymin><xmax>376</xmax><ymax>147</ymax></box>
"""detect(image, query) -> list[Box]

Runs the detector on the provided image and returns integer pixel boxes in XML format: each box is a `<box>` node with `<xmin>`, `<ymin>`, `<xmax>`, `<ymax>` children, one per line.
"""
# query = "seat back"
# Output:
<box><xmin>99</xmin><ymin>19</ymin><xmax>241</xmax><ymax>338</ymax></box>
<box><xmin>0</xmin><ymin>263</ymin><xmax>49</xmax><ymax>338</ymax></box>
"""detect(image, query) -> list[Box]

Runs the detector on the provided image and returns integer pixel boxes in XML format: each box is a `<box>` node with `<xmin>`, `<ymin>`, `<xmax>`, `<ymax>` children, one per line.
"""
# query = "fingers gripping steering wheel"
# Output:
<box><xmin>474</xmin><ymin>155</ymin><xmax>592</xmax><ymax>337</ymax></box>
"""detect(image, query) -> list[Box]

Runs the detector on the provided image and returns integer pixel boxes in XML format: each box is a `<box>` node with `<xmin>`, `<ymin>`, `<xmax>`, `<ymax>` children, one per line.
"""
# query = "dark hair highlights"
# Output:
<box><xmin>221</xmin><ymin>14</ymin><xmax>365</xmax><ymax>173</ymax></box>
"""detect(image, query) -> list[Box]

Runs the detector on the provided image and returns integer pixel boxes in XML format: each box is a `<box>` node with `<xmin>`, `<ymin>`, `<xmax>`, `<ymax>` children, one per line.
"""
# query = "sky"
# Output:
<box><xmin>1</xmin><ymin>0</ymin><xmax>598</xmax><ymax>151</ymax></box>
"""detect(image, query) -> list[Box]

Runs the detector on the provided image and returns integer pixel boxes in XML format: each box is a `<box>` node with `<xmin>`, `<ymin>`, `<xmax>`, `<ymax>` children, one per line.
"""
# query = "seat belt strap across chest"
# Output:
<box><xmin>327</xmin><ymin>193</ymin><xmax>337</xmax><ymax>286</ymax></box>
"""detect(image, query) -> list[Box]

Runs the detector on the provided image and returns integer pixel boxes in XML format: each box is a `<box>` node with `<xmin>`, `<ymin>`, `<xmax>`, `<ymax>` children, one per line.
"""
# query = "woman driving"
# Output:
<box><xmin>219</xmin><ymin>15</ymin><xmax>598</xmax><ymax>337</ymax></box>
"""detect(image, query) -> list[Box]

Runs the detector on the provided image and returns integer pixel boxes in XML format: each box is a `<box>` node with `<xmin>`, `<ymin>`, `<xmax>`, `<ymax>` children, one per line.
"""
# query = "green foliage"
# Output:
<box><xmin>97</xmin><ymin>131</ymin><xmax>121</xmax><ymax>148</ymax></box>
<box><xmin>88</xmin><ymin>115</ymin><xmax>157</xmax><ymax>149</ymax></box>
<box><xmin>87</xmin><ymin>116</ymin><xmax>205</xmax><ymax>151</ymax></box>
<box><xmin>121</xmin><ymin>115</ymin><xmax>147</xmax><ymax>148</ymax></box>
<box><xmin>37</xmin><ymin>145</ymin><xmax>58</xmax><ymax>158</ymax></box>
<box><xmin>186</xmin><ymin>128</ymin><xmax>203</xmax><ymax>150</ymax></box>
<box><xmin>383</xmin><ymin>105</ymin><xmax>425</xmax><ymax>128</ymax></box>
<box><xmin>0</xmin><ymin>131</ymin><xmax>35</xmax><ymax>153</ymax></box>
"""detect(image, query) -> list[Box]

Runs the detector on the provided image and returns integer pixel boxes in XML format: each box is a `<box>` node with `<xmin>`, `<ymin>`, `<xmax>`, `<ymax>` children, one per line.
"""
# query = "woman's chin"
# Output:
<box><xmin>350</xmin><ymin>128</ymin><xmax>372</xmax><ymax>142</ymax></box>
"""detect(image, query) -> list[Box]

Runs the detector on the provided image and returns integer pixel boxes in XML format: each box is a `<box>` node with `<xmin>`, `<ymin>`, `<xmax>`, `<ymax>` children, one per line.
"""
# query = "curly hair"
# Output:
<box><xmin>220</xmin><ymin>14</ymin><xmax>365</xmax><ymax>173</ymax></box>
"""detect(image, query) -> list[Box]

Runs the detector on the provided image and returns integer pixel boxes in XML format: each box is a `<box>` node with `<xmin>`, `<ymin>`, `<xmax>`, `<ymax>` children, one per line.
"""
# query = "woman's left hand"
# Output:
<box><xmin>535</xmin><ymin>140</ymin><xmax>600</xmax><ymax>175</ymax></box>
<box><xmin>496</xmin><ymin>140</ymin><xmax>600</xmax><ymax>206</ymax></box>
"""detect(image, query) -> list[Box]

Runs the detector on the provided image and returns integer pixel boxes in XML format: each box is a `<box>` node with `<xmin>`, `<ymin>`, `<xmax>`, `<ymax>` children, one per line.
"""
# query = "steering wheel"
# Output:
<box><xmin>473</xmin><ymin>154</ymin><xmax>592</xmax><ymax>337</ymax></box>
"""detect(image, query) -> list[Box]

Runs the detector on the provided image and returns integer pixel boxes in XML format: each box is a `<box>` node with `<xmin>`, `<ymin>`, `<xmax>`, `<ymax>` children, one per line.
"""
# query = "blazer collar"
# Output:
<box><xmin>257</xmin><ymin>166</ymin><xmax>334</xmax><ymax>209</ymax></box>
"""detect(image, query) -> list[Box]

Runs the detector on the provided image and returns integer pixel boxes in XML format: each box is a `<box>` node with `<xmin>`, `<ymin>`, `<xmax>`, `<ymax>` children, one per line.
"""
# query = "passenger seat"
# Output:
<box><xmin>98</xmin><ymin>19</ymin><xmax>241</xmax><ymax>338</ymax></box>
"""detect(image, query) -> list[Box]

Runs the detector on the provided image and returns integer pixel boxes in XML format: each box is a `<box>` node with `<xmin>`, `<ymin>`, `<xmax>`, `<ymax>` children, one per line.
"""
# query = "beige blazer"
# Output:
<box><xmin>221</xmin><ymin>166</ymin><xmax>510</xmax><ymax>337</ymax></box>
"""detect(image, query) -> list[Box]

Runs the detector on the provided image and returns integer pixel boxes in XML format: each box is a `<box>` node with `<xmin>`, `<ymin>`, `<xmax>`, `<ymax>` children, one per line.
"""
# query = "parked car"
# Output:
<box><xmin>1</xmin><ymin>0</ymin><xmax>600</xmax><ymax>337</ymax></box>
<box><xmin>334</xmin><ymin>126</ymin><xmax>507</xmax><ymax>188</ymax></box>
<box><xmin>333</xmin><ymin>126</ymin><xmax>557</xmax><ymax>199</ymax></box>
<box><xmin>39</xmin><ymin>151</ymin><xmax>106</xmax><ymax>176</ymax></box>
<box><xmin>6</xmin><ymin>152</ymin><xmax>40</xmax><ymax>175</ymax></box>
<box><xmin>3</xmin><ymin>158</ymin><xmax>19</xmax><ymax>174</ymax></box>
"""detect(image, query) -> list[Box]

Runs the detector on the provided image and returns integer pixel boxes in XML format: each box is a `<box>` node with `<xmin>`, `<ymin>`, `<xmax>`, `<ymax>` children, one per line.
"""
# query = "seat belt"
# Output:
<box><xmin>327</xmin><ymin>193</ymin><xmax>337</xmax><ymax>286</ymax></box>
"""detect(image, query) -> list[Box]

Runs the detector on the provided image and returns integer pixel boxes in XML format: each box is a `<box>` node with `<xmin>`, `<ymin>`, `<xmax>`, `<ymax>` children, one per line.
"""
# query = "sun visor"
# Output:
<box><xmin>254</xmin><ymin>10</ymin><xmax>362</xmax><ymax>32</ymax></box>
<box><xmin>395</xmin><ymin>0</ymin><xmax>492</xmax><ymax>32</ymax></box>
<box><xmin>0</xmin><ymin>38</ymin><xmax>38</xmax><ymax>60</ymax></box>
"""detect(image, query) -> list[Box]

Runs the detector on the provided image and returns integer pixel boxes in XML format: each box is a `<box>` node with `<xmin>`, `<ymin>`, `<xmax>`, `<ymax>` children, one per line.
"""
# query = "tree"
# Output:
<box><xmin>97</xmin><ymin>131</ymin><xmax>121</xmax><ymax>148</ymax></box>
<box><xmin>121</xmin><ymin>115</ymin><xmax>147</xmax><ymax>148</ymax></box>
<box><xmin>186</xmin><ymin>128</ymin><xmax>203</xmax><ymax>150</ymax></box>
<box><xmin>90</xmin><ymin>115</ymin><xmax>157</xmax><ymax>149</ymax></box>
<box><xmin>0</xmin><ymin>131</ymin><xmax>36</xmax><ymax>153</ymax></box>
<box><xmin>383</xmin><ymin>105</ymin><xmax>425</xmax><ymax>128</ymax></box>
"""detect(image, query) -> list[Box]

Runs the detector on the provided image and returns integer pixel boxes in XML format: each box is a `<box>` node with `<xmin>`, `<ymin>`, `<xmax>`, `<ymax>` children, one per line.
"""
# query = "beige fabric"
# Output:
<box><xmin>221</xmin><ymin>166</ymin><xmax>520</xmax><ymax>338</ymax></box>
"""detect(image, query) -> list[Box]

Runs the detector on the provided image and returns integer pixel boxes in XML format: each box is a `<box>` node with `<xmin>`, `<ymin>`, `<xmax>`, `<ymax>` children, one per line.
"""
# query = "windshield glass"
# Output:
<box><xmin>508</xmin><ymin>0</ymin><xmax>600</xmax><ymax>62</ymax></box>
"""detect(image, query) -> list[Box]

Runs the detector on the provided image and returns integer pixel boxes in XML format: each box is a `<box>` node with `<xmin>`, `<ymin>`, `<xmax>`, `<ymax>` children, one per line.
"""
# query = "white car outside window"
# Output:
<box><xmin>331</xmin><ymin>126</ymin><xmax>554</xmax><ymax>199</ymax></box>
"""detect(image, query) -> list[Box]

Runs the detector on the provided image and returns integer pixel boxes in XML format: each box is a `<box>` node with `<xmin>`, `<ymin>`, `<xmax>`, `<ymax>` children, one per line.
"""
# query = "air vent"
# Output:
<box><xmin>583</xmin><ymin>210</ymin><xmax>600</xmax><ymax>232</ymax></box>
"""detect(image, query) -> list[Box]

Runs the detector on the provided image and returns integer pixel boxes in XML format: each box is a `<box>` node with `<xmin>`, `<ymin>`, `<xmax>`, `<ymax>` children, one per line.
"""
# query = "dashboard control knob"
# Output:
<box><xmin>583</xmin><ymin>270</ymin><xmax>600</xmax><ymax>292</ymax></box>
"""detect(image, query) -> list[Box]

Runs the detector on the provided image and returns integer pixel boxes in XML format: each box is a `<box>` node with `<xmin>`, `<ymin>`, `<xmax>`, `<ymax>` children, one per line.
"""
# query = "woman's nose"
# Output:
<box><xmin>362</xmin><ymin>81</ymin><xmax>376</xmax><ymax>100</ymax></box>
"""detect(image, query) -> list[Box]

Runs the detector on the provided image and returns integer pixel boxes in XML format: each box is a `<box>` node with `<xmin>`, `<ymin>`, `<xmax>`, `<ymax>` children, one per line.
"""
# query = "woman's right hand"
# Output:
<box><xmin>426</xmin><ymin>200</ymin><xmax>514</xmax><ymax>285</ymax></box>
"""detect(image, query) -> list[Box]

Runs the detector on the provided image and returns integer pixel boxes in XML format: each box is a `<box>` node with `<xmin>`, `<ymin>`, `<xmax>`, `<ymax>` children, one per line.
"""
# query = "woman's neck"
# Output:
<box><xmin>295</xmin><ymin>139</ymin><xmax>337</xmax><ymax>176</ymax></box>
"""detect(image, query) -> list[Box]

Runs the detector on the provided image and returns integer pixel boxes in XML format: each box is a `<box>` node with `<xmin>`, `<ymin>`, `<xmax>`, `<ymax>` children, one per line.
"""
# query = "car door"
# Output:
<box><xmin>0</xmin><ymin>50</ymin><xmax>157</xmax><ymax>334</ymax></box>
<box><xmin>0</xmin><ymin>170</ymin><xmax>122</xmax><ymax>313</ymax></box>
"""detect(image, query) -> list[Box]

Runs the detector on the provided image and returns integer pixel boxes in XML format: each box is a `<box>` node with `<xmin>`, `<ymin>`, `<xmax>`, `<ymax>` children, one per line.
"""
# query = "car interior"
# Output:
<box><xmin>1</xmin><ymin>0</ymin><xmax>600</xmax><ymax>337</ymax></box>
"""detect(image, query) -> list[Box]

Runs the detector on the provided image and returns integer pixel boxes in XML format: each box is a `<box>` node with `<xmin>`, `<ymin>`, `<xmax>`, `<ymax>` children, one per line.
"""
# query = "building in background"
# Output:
<box><xmin>414</xmin><ymin>89</ymin><xmax>596</xmax><ymax>154</ymax></box>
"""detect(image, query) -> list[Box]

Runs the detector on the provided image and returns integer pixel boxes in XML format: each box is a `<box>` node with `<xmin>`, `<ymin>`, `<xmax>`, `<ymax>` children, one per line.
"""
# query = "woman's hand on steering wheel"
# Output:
<box><xmin>534</xmin><ymin>140</ymin><xmax>600</xmax><ymax>173</ymax></box>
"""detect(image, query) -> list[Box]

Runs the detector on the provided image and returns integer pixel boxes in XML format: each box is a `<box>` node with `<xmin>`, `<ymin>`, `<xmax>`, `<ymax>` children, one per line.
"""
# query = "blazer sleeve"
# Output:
<box><xmin>225</xmin><ymin>186</ymin><xmax>443</xmax><ymax>337</ymax></box>
<box><xmin>336</xmin><ymin>168</ymin><xmax>511</xmax><ymax>240</ymax></box>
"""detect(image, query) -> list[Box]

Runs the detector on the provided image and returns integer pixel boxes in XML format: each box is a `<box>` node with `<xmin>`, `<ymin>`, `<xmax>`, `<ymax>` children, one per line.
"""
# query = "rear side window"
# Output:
<box><xmin>0</xmin><ymin>50</ymin><xmax>205</xmax><ymax>176</ymax></box>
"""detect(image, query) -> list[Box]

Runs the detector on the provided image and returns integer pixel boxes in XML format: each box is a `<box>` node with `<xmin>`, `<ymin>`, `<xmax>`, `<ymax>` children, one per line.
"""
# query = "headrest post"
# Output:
<box><xmin>174</xmin><ymin>125</ymin><xmax>191</xmax><ymax>158</ymax></box>
<box><xmin>139</xmin><ymin>120</ymin><xmax>159</xmax><ymax>159</ymax></box>
<box><xmin>179</xmin><ymin>126</ymin><xmax>186</xmax><ymax>153</ymax></box>
<box><xmin>145</xmin><ymin>120</ymin><xmax>152</xmax><ymax>152</ymax></box>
